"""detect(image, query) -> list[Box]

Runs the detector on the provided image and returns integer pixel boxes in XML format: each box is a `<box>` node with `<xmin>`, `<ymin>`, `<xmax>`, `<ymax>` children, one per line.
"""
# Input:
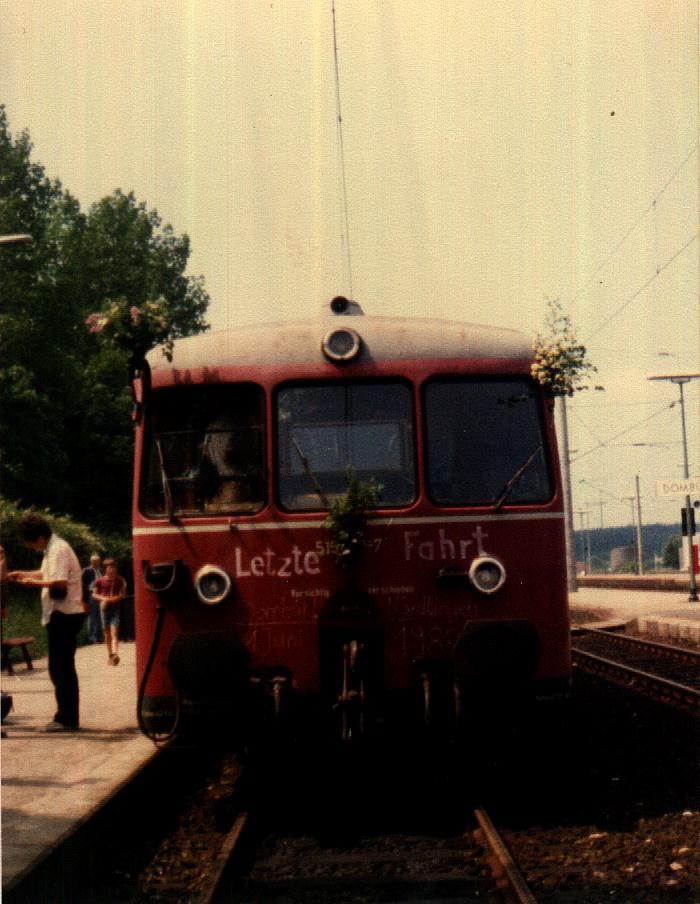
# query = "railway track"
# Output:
<box><xmin>6</xmin><ymin>730</ymin><xmax>538</xmax><ymax>903</ymax></box>
<box><xmin>197</xmin><ymin>802</ymin><xmax>537</xmax><ymax>904</ymax></box>
<box><xmin>11</xmin><ymin>703</ymin><xmax>699</xmax><ymax>901</ymax></box>
<box><xmin>571</xmin><ymin>627</ymin><xmax>700</xmax><ymax>714</ymax></box>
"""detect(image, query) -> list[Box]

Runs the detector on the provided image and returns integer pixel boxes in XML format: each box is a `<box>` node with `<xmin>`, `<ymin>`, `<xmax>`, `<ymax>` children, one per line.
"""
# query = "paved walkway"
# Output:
<box><xmin>570</xmin><ymin>584</ymin><xmax>700</xmax><ymax>619</ymax></box>
<box><xmin>1</xmin><ymin>642</ymin><xmax>156</xmax><ymax>891</ymax></box>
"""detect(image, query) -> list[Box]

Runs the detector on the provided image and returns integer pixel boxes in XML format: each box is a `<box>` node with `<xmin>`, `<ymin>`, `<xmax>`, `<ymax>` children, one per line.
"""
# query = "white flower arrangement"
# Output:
<box><xmin>531</xmin><ymin>298</ymin><xmax>600</xmax><ymax>396</ymax></box>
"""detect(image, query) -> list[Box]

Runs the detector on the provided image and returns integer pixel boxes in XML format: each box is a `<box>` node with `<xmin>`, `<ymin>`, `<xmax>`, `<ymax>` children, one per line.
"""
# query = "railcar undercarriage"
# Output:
<box><xmin>139</xmin><ymin>608</ymin><xmax>565</xmax><ymax>744</ymax></box>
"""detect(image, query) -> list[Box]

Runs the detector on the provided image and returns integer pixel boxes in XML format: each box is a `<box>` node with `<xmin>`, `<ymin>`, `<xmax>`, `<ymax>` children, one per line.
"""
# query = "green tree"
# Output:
<box><xmin>70</xmin><ymin>191</ymin><xmax>210</xmax><ymax>526</ymax></box>
<box><xmin>662</xmin><ymin>534</ymin><xmax>681</xmax><ymax>570</ymax></box>
<box><xmin>82</xmin><ymin>190</ymin><xmax>208</xmax><ymax>353</ymax></box>
<box><xmin>0</xmin><ymin>108</ymin><xmax>87</xmax><ymax>510</ymax></box>
<box><xmin>0</xmin><ymin>106</ymin><xmax>210</xmax><ymax>532</ymax></box>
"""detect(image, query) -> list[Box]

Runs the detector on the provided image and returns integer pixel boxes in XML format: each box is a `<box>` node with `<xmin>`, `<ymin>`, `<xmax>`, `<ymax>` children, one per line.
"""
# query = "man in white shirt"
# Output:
<box><xmin>8</xmin><ymin>514</ymin><xmax>85</xmax><ymax>731</ymax></box>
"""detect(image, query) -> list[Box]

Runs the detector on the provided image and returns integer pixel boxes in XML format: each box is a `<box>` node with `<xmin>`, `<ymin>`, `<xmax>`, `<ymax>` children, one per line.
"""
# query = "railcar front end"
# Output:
<box><xmin>132</xmin><ymin>301</ymin><xmax>570</xmax><ymax>741</ymax></box>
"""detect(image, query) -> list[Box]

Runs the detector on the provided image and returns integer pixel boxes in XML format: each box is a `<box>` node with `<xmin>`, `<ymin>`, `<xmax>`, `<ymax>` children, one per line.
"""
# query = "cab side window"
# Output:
<box><xmin>141</xmin><ymin>384</ymin><xmax>265</xmax><ymax>516</ymax></box>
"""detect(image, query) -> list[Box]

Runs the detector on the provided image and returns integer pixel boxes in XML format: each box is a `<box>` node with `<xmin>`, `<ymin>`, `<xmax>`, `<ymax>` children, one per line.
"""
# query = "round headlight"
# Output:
<box><xmin>468</xmin><ymin>556</ymin><xmax>506</xmax><ymax>595</ymax></box>
<box><xmin>194</xmin><ymin>565</ymin><xmax>231</xmax><ymax>605</ymax></box>
<box><xmin>322</xmin><ymin>327</ymin><xmax>362</xmax><ymax>362</ymax></box>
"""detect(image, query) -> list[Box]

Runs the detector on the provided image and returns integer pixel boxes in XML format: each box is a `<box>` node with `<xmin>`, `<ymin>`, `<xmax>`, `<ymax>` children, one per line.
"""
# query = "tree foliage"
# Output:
<box><xmin>531</xmin><ymin>298</ymin><xmax>600</xmax><ymax>396</ymax></box>
<box><xmin>0</xmin><ymin>498</ymin><xmax>102</xmax><ymax>570</ymax></box>
<box><xmin>0</xmin><ymin>106</ymin><xmax>210</xmax><ymax>533</ymax></box>
<box><xmin>662</xmin><ymin>534</ymin><xmax>681</xmax><ymax>570</ymax></box>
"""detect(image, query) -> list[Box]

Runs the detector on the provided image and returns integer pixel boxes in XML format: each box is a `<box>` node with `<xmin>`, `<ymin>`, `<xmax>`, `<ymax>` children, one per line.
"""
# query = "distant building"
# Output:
<box><xmin>609</xmin><ymin>545</ymin><xmax>635</xmax><ymax>572</ymax></box>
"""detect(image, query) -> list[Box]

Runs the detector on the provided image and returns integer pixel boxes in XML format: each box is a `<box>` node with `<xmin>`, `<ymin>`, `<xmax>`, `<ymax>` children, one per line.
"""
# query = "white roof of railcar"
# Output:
<box><xmin>148</xmin><ymin>313</ymin><xmax>533</xmax><ymax>373</ymax></box>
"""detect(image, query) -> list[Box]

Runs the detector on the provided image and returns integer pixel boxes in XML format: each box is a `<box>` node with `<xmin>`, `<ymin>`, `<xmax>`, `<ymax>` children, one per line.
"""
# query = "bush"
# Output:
<box><xmin>617</xmin><ymin>560</ymin><xmax>640</xmax><ymax>575</ymax></box>
<box><xmin>662</xmin><ymin>535</ymin><xmax>682</xmax><ymax>570</ymax></box>
<box><xmin>3</xmin><ymin>584</ymin><xmax>48</xmax><ymax>657</ymax></box>
<box><xmin>1</xmin><ymin>500</ymin><xmax>132</xmax><ymax>652</ymax></box>
<box><xmin>0</xmin><ymin>499</ymin><xmax>102</xmax><ymax>569</ymax></box>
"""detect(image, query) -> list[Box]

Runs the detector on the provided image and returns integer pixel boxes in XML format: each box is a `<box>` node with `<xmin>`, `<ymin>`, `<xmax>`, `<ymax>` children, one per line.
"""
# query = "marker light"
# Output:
<box><xmin>322</xmin><ymin>327</ymin><xmax>362</xmax><ymax>363</ymax></box>
<box><xmin>468</xmin><ymin>556</ymin><xmax>506</xmax><ymax>595</ymax></box>
<box><xmin>194</xmin><ymin>565</ymin><xmax>232</xmax><ymax>605</ymax></box>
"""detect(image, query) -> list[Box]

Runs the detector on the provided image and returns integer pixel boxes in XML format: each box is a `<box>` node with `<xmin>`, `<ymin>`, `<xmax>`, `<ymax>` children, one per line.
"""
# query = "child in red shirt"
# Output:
<box><xmin>92</xmin><ymin>559</ymin><xmax>127</xmax><ymax>665</ymax></box>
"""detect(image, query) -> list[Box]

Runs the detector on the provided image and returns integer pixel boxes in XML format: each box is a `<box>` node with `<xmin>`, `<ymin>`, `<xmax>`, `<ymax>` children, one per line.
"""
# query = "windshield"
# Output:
<box><xmin>276</xmin><ymin>382</ymin><xmax>415</xmax><ymax>511</ymax></box>
<box><xmin>424</xmin><ymin>378</ymin><xmax>552</xmax><ymax>506</ymax></box>
<box><xmin>140</xmin><ymin>384</ymin><xmax>265</xmax><ymax>516</ymax></box>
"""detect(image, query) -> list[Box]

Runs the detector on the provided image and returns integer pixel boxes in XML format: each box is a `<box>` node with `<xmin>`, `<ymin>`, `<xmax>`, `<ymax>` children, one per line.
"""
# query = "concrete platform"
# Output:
<box><xmin>569</xmin><ymin>585</ymin><xmax>700</xmax><ymax>640</ymax></box>
<box><xmin>577</xmin><ymin>574</ymin><xmax>687</xmax><ymax>592</ymax></box>
<box><xmin>1</xmin><ymin>642</ymin><xmax>157</xmax><ymax>892</ymax></box>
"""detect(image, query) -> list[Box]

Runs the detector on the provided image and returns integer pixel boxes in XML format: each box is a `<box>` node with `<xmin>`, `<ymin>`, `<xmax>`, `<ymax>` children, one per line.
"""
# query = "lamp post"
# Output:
<box><xmin>647</xmin><ymin>373</ymin><xmax>699</xmax><ymax>601</ymax></box>
<box><xmin>635</xmin><ymin>474</ymin><xmax>644</xmax><ymax>576</ymax></box>
<box><xmin>621</xmin><ymin>481</ymin><xmax>644</xmax><ymax>576</ymax></box>
<box><xmin>558</xmin><ymin>396</ymin><xmax>578</xmax><ymax>592</ymax></box>
<box><xmin>579</xmin><ymin>478</ymin><xmax>609</xmax><ymax>528</ymax></box>
<box><xmin>0</xmin><ymin>234</ymin><xmax>32</xmax><ymax>245</ymax></box>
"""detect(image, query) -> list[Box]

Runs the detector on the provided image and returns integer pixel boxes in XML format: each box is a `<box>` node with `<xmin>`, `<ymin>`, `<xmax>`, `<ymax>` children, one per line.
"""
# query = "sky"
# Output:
<box><xmin>2</xmin><ymin>0</ymin><xmax>698</xmax><ymax>534</ymax></box>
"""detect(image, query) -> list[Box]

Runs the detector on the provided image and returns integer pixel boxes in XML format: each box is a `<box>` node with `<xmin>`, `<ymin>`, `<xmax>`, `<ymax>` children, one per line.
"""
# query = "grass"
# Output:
<box><xmin>3</xmin><ymin>585</ymin><xmax>91</xmax><ymax>660</ymax></box>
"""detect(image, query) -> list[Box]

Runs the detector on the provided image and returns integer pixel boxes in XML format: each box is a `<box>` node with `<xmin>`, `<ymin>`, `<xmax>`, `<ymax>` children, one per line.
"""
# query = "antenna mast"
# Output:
<box><xmin>331</xmin><ymin>1</ymin><xmax>354</xmax><ymax>299</ymax></box>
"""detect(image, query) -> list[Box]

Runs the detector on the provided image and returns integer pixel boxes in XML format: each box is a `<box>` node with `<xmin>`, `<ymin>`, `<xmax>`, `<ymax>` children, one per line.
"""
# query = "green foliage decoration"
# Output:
<box><xmin>324</xmin><ymin>468</ymin><xmax>380</xmax><ymax>572</ymax></box>
<box><xmin>531</xmin><ymin>298</ymin><xmax>601</xmax><ymax>396</ymax></box>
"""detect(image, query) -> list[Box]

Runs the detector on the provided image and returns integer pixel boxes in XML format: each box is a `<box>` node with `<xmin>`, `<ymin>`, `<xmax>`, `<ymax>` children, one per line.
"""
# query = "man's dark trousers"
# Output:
<box><xmin>46</xmin><ymin>611</ymin><xmax>85</xmax><ymax>729</ymax></box>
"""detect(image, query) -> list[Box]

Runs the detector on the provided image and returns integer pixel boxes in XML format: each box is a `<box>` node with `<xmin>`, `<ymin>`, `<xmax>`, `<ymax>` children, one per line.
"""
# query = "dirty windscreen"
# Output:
<box><xmin>276</xmin><ymin>382</ymin><xmax>415</xmax><ymax>511</ymax></box>
<box><xmin>424</xmin><ymin>378</ymin><xmax>552</xmax><ymax>507</ymax></box>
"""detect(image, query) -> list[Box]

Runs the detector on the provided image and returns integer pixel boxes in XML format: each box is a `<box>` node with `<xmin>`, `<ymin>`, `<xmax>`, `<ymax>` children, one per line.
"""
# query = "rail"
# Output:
<box><xmin>474</xmin><ymin>808</ymin><xmax>537</xmax><ymax>903</ymax></box>
<box><xmin>195</xmin><ymin>811</ymin><xmax>250</xmax><ymax>904</ymax></box>
<box><xmin>578</xmin><ymin>626</ymin><xmax>700</xmax><ymax>665</ymax></box>
<box><xmin>571</xmin><ymin>631</ymin><xmax>700</xmax><ymax>714</ymax></box>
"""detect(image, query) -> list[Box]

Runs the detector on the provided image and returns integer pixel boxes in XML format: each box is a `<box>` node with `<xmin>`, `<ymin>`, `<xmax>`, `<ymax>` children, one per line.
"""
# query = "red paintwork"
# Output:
<box><xmin>132</xmin><ymin>352</ymin><xmax>570</xmax><ymax>701</ymax></box>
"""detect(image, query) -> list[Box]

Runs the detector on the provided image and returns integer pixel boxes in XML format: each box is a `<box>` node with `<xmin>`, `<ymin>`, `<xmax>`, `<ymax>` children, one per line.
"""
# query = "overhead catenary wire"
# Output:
<box><xmin>581</xmin><ymin>477</ymin><xmax>629</xmax><ymax>503</ymax></box>
<box><xmin>570</xmin><ymin>402</ymin><xmax>676</xmax><ymax>463</ymax></box>
<box><xmin>331</xmin><ymin>0</ymin><xmax>354</xmax><ymax>300</ymax></box>
<box><xmin>577</xmin><ymin>143</ymin><xmax>698</xmax><ymax>305</ymax></box>
<box><xmin>581</xmin><ymin>476</ymin><xmax>682</xmax><ymax>516</ymax></box>
<box><xmin>571</xmin><ymin>409</ymin><xmax>606</xmax><ymax>445</ymax></box>
<box><xmin>583</xmin><ymin>230</ymin><xmax>698</xmax><ymax>343</ymax></box>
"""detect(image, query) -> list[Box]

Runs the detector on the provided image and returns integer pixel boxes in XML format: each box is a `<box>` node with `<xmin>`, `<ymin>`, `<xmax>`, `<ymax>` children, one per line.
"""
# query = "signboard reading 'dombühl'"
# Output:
<box><xmin>656</xmin><ymin>477</ymin><xmax>700</xmax><ymax>497</ymax></box>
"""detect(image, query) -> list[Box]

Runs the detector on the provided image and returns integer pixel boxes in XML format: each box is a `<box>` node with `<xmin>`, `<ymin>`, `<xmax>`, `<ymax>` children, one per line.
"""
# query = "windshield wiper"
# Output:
<box><xmin>291</xmin><ymin>438</ymin><xmax>330</xmax><ymax>508</ymax></box>
<box><xmin>491</xmin><ymin>444</ymin><xmax>543</xmax><ymax>511</ymax></box>
<box><xmin>155</xmin><ymin>438</ymin><xmax>176</xmax><ymax>520</ymax></box>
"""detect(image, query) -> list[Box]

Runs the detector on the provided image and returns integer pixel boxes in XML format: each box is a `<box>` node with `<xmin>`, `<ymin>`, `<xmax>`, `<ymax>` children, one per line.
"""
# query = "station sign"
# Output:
<box><xmin>656</xmin><ymin>477</ymin><xmax>700</xmax><ymax>497</ymax></box>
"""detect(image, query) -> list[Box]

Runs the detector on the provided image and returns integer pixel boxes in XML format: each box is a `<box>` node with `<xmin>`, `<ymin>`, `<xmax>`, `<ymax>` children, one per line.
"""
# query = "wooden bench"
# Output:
<box><xmin>1</xmin><ymin>636</ymin><xmax>35</xmax><ymax>676</ymax></box>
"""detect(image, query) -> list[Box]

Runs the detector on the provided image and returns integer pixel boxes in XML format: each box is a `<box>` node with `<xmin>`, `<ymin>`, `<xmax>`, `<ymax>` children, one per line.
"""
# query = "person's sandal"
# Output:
<box><xmin>110</xmin><ymin>653</ymin><xmax>120</xmax><ymax>666</ymax></box>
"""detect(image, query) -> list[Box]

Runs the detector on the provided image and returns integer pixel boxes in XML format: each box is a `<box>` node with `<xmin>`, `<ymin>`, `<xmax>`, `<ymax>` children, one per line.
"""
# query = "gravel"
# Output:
<box><xmin>96</xmin><ymin>607</ymin><xmax>699</xmax><ymax>903</ymax></box>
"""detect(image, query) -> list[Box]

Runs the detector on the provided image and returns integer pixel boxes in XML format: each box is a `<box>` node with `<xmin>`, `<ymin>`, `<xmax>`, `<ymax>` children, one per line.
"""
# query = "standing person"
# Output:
<box><xmin>1</xmin><ymin>544</ymin><xmax>12</xmax><ymax>730</ymax></box>
<box><xmin>81</xmin><ymin>553</ymin><xmax>102</xmax><ymax>643</ymax></box>
<box><xmin>8</xmin><ymin>514</ymin><xmax>84</xmax><ymax>732</ymax></box>
<box><xmin>92</xmin><ymin>559</ymin><xmax>126</xmax><ymax>666</ymax></box>
<box><xmin>0</xmin><ymin>543</ymin><xmax>8</xmax><ymax>622</ymax></box>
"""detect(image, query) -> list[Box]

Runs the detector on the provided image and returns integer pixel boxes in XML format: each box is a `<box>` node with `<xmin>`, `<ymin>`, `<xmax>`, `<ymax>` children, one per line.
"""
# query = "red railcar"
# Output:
<box><xmin>132</xmin><ymin>298</ymin><xmax>570</xmax><ymax>740</ymax></box>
